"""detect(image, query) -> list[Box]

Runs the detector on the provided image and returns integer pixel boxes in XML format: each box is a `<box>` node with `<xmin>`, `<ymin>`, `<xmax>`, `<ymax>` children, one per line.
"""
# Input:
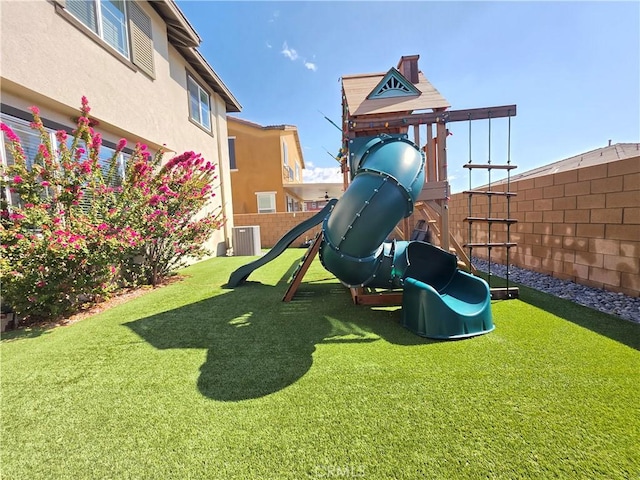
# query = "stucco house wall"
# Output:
<box><xmin>0</xmin><ymin>0</ymin><xmax>239</xmax><ymax>256</ymax></box>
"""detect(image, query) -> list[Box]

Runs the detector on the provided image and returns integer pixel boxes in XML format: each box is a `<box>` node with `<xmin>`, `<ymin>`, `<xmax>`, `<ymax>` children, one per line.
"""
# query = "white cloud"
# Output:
<box><xmin>280</xmin><ymin>42</ymin><xmax>317</xmax><ymax>71</ymax></box>
<box><xmin>306</xmin><ymin>160</ymin><xmax>315</xmax><ymax>168</ymax></box>
<box><xmin>266</xmin><ymin>42</ymin><xmax>272</xmax><ymax>49</ymax></box>
<box><xmin>281</xmin><ymin>42</ymin><xmax>298</xmax><ymax>61</ymax></box>
<box><xmin>303</xmin><ymin>167</ymin><xmax>343</xmax><ymax>183</ymax></box>
<box><xmin>268</xmin><ymin>11</ymin><xmax>279</xmax><ymax>23</ymax></box>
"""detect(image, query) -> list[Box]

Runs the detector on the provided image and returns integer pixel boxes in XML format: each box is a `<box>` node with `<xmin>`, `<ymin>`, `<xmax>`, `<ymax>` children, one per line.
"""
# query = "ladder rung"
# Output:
<box><xmin>463</xmin><ymin>164</ymin><xmax>518</xmax><ymax>170</ymax></box>
<box><xmin>464</xmin><ymin>242</ymin><xmax>517</xmax><ymax>248</ymax></box>
<box><xmin>463</xmin><ymin>190</ymin><xmax>517</xmax><ymax>197</ymax></box>
<box><xmin>464</xmin><ymin>217</ymin><xmax>518</xmax><ymax>224</ymax></box>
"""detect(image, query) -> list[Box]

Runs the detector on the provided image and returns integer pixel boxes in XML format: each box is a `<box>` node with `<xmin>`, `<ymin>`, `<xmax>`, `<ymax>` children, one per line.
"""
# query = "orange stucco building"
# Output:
<box><xmin>227</xmin><ymin>117</ymin><xmax>305</xmax><ymax>214</ymax></box>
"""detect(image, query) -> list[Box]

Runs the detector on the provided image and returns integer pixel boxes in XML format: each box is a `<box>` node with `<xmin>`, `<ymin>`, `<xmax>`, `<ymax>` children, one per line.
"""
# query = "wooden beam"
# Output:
<box><xmin>426</xmin><ymin>123</ymin><xmax>436</xmax><ymax>182</ymax></box>
<box><xmin>436</xmin><ymin>122</ymin><xmax>449</xmax><ymax>252</ymax></box>
<box><xmin>402</xmin><ymin>217</ymin><xmax>410</xmax><ymax>241</ymax></box>
<box><xmin>350</xmin><ymin>288</ymin><xmax>403</xmax><ymax>306</ymax></box>
<box><xmin>417</xmin><ymin>181</ymin><xmax>449</xmax><ymax>202</ymax></box>
<box><xmin>490</xmin><ymin>287</ymin><xmax>519</xmax><ymax>300</ymax></box>
<box><xmin>282</xmin><ymin>232</ymin><xmax>323</xmax><ymax>302</ymax></box>
<box><xmin>436</xmin><ymin>122</ymin><xmax>447</xmax><ymax>186</ymax></box>
<box><xmin>348</xmin><ymin>104</ymin><xmax>517</xmax><ymax>132</ymax></box>
<box><xmin>425</xmin><ymin>200</ymin><xmax>442</xmax><ymax>216</ymax></box>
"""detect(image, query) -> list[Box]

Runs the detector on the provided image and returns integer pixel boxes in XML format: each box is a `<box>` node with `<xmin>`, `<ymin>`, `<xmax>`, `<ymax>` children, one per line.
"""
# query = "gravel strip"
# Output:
<box><xmin>472</xmin><ymin>258</ymin><xmax>640</xmax><ymax>324</ymax></box>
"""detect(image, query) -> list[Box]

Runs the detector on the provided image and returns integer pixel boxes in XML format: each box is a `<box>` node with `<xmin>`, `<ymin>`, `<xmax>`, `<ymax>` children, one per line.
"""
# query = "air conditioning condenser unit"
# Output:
<box><xmin>232</xmin><ymin>226</ymin><xmax>261</xmax><ymax>256</ymax></box>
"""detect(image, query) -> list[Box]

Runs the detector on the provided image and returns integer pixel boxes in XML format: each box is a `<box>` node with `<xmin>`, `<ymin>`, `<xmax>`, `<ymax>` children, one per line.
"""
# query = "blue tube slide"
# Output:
<box><xmin>319</xmin><ymin>134</ymin><xmax>494</xmax><ymax>339</ymax></box>
<box><xmin>319</xmin><ymin>135</ymin><xmax>424</xmax><ymax>288</ymax></box>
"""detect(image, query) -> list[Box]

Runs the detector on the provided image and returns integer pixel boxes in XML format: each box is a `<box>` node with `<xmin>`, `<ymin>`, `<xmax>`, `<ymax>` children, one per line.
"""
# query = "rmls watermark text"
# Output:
<box><xmin>311</xmin><ymin>464</ymin><xmax>366</xmax><ymax>478</ymax></box>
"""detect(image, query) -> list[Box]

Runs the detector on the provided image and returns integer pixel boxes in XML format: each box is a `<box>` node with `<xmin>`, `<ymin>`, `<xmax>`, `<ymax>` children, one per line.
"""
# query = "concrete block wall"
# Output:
<box><xmin>449</xmin><ymin>156</ymin><xmax>640</xmax><ymax>297</ymax></box>
<box><xmin>233</xmin><ymin>211</ymin><xmax>322</xmax><ymax>250</ymax></box>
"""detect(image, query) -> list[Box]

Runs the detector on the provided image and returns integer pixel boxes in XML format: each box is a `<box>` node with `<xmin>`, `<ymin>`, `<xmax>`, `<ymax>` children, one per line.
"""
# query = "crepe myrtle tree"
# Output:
<box><xmin>0</xmin><ymin>97</ymin><xmax>224</xmax><ymax>321</ymax></box>
<box><xmin>112</xmin><ymin>144</ymin><xmax>225</xmax><ymax>286</ymax></box>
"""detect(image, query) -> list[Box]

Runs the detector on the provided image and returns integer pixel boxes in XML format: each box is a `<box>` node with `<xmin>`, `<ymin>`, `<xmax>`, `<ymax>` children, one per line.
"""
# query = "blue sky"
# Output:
<box><xmin>177</xmin><ymin>1</ymin><xmax>640</xmax><ymax>192</ymax></box>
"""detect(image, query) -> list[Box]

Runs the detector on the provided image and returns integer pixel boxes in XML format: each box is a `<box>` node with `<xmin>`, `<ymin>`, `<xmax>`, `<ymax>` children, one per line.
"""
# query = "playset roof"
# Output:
<box><xmin>342</xmin><ymin>69</ymin><xmax>450</xmax><ymax>117</ymax></box>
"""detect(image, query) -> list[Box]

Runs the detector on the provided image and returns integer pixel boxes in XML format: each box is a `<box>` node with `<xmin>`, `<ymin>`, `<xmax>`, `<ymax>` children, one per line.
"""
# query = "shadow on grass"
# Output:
<box><xmin>485</xmin><ymin>274</ymin><xmax>640</xmax><ymax>351</ymax></box>
<box><xmin>1</xmin><ymin>326</ymin><xmax>51</xmax><ymax>342</ymax></box>
<box><xmin>519</xmin><ymin>286</ymin><xmax>640</xmax><ymax>351</ymax></box>
<box><xmin>126</xmin><ymin>279</ymin><xmax>434</xmax><ymax>402</ymax></box>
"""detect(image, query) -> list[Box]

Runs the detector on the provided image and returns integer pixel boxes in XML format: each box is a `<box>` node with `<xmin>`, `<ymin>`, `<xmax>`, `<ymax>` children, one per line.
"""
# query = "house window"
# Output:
<box><xmin>67</xmin><ymin>137</ymin><xmax>127</xmax><ymax>186</ymax></box>
<box><xmin>66</xmin><ymin>0</ymin><xmax>130</xmax><ymax>58</ymax></box>
<box><xmin>1</xmin><ymin>113</ymin><xmax>128</xmax><ymax>209</ymax></box>
<box><xmin>187</xmin><ymin>75</ymin><xmax>211</xmax><ymax>131</ymax></box>
<box><xmin>1</xmin><ymin>115</ymin><xmax>54</xmax><ymax>207</ymax></box>
<box><xmin>228</xmin><ymin>137</ymin><xmax>237</xmax><ymax>170</ymax></box>
<box><xmin>60</xmin><ymin>1</ymin><xmax>155</xmax><ymax>77</ymax></box>
<box><xmin>295</xmin><ymin>163</ymin><xmax>300</xmax><ymax>181</ymax></box>
<box><xmin>256</xmin><ymin>192</ymin><xmax>276</xmax><ymax>214</ymax></box>
<box><xmin>282</xmin><ymin>141</ymin><xmax>288</xmax><ymax>166</ymax></box>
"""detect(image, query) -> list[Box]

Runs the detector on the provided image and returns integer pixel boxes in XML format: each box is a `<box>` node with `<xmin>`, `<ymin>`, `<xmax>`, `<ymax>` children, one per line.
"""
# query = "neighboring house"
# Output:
<box><xmin>227</xmin><ymin>116</ymin><xmax>305</xmax><ymax>214</ymax></box>
<box><xmin>0</xmin><ymin>0</ymin><xmax>241</xmax><ymax>256</ymax></box>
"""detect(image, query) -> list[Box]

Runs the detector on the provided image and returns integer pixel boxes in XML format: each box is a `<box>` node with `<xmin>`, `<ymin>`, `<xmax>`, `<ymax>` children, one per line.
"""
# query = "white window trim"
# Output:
<box><xmin>228</xmin><ymin>136</ymin><xmax>238</xmax><ymax>171</ymax></box>
<box><xmin>55</xmin><ymin>1</ymin><xmax>155</xmax><ymax>76</ymax></box>
<box><xmin>282</xmin><ymin>140</ymin><xmax>288</xmax><ymax>166</ymax></box>
<box><xmin>55</xmin><ymin>2</ymin><xmax>139</xmax><ymax>72</ymax></box>
<box><xmin>0</xmin><ymin>115</ymin><xmax>55</xmax><ymax>208</ymax></box>
<box><xmin>256</xmin><ymin>191</ymin><xmax>276</xmax><ymax>214</ymax></box>
<box><xmin>187</xmin><ymin>74</ymin><xmax>212</xmax><ymax>132</ymax></box>
<box><xmin>1</xmin><ymin>112</ymin><xmax>129</xmax><ymax>209</ymax></box>
<box><xmin>65</xmin><ymin>0</ymin><xmax>130</xmax><ymax>60</ymax></box>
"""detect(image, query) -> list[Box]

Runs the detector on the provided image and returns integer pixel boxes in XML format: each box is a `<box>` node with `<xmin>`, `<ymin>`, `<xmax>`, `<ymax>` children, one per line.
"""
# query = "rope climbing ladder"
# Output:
<box><xmin>463</xmin><ymin>109</ymin><xmax>519</xmax><ymax>300</ymax></box>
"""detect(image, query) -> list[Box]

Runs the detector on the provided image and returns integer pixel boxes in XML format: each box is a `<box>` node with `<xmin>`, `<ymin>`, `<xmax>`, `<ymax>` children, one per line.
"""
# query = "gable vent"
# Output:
<box><xmin>128</xmin><ymin>2</ymin><xmax>155</xmax><ymax>78</ymax></box>
<box><xmin>368</xmin><ymin>68</ymin><xmax>420</xmax><ymax>99</ymax></box>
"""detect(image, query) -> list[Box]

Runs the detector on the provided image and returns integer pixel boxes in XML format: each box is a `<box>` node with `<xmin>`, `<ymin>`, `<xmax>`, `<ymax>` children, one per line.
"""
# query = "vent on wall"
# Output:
<box><xmin>232</xmin><ymin>226</ymin><xmax>262</xmax><ymax>256</ymax></box>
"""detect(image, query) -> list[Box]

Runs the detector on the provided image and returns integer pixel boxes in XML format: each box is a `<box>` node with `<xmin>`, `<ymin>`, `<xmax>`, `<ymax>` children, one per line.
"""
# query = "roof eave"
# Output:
<box><xmin>149</xmin><ymin>0</ymin><xmax>201</xmax><ymax>48</ymax></box>
<box><xmin>182</xmin><ymin>47</ymin><xmax>242</xmax><ymax>113</ymax></box>
<box><xmin>151</xmin><ymin>1</ymin><xmax>242</xmax><ymax>113</ymax></box>
<box><xmin>227</xmin><ymin>117</ymin><xmax>305</xmax><ymax>168</ymax></box>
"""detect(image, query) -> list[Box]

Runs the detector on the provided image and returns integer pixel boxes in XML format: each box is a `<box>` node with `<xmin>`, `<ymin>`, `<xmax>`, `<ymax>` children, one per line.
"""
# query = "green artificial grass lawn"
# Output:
<box><xmin>2</xmin><ymin>249</ymin><xmax>639</xmax><ymax>479</ymax></box>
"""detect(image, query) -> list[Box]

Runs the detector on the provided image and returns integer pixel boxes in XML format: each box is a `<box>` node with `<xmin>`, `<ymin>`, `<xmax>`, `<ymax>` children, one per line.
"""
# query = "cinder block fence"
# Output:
<box><xmin>449</xmin><ymin>154</ymin><xmax>639</xmax><ymax>297</ymax></box>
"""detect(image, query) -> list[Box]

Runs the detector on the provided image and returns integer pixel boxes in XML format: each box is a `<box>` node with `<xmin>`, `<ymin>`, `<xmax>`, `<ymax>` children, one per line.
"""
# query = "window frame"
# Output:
<box><xmin>54</xmin><ymin>0</ymin><xmax>155</xmax><ymax>77</ymax></box>
<box><xmin>187</xmin><ymin>74</ymin><xmax>212</xmax><ymax>133</ymax></box>
<box><xmin>0</xmin><ymin>115</ymin><xmax>58</xmax><ymax>208</ymax></box>
<box><xmin>64</xmin><ymin>0</ymin><xmax>130</xmax><ymax>59</ymax></box>
<box><xmin>1</xmin><ymin>111</ymin><xmax>129</xmax><ymax>211</ymax></box>
<box><xmin>228</xmin><ymin>136</ymin><xmax>237</xmax><ymax>171</ymax></box>
<box><xmin>256</xmin><ymin>192</ymin><xmax>276</xmax><ymax>214</ymax></box>
<box><xmin>282</xmin><ymin>140</ymin><xmax>288</xmax><ymax>166</ymax></box>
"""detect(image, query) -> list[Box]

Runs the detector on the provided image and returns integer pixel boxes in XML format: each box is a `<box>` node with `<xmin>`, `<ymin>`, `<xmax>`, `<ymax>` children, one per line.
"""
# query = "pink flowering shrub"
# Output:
<box><xmin>0</xmin><ymin>98</ymin><xmax>223</xmax><ymax>320</ymax></box>
<box><xmin>101</xmin><ymin>144</ymin><xmax>224</xmax><ymax>286</ymax></box>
